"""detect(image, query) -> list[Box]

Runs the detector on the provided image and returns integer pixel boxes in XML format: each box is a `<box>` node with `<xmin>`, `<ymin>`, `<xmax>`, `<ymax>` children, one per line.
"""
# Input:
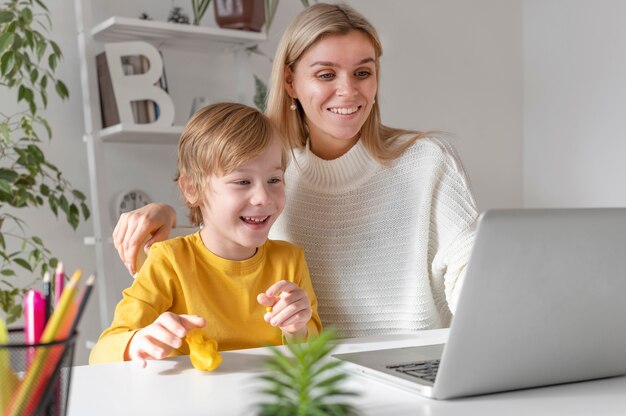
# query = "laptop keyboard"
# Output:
<box><xmin>386</xmin><ymin>359</ymin><xmax>441</xmax><ymax>383</ymax></box>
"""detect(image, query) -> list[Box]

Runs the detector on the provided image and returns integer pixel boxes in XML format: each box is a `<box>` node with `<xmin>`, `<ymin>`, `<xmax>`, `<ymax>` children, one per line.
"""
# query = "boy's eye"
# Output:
<box><xmin>234</xmin><ymin>180</ymin><xmax>250</xmax><ymax>185</ymax></box>
<box><xmin>268</xmin><ymin>177</ymin><xmax>282</xmax><ymax>184</ymax></box>
<box><xmin>355</xmin><ymin>70</ymin><xmax>371</xmax><ymax>78</ymax></box>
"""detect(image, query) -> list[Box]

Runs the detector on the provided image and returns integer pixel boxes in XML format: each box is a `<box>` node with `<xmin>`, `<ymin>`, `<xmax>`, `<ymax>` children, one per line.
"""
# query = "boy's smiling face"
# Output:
<box><xmin>198</xmin><ymin>136</ymin><xmax>286</xmax><ymax>260</ymax></box>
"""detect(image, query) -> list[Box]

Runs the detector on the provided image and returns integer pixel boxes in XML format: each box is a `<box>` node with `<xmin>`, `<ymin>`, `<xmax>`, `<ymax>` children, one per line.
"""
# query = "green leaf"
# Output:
<box><xmin>0</xmin><ymin>33</ymin><xmax>15</xmax><ymax>54</ymax></box>
<box><xmin>48</xmin><ymin>195</ymin><xmax>58</xmax><ymax>216</ymax></box>
<box><xmin>72</xmin><ymin>189</ymin><xmax>86</xmax><ymax>200</ymax></box>
<box><xmin>13</xmin><ymin>258</ymin><xmax>33</xmax><ymax>272</ymax></box>
<box><xmin>21</xmin><ymin>7</ymin><xmax>33</xmax><ymax>25</ymax></box>
<box><xmin>0</xmin><ymin>168</ymin><xmax>18</xmax><ymax>182</ymax></box>
<box><xmin>27</xmin><ymin>144</ymin><xmax>45</xmax><ymax>163</ymax></box>
<box><xmin>32</xmin><ymin>236</ymin><xmax>43</xmax><ymax>245</ymax></box>
<box><xmin>1</xmin><ymin>269</ymin><xmax>17</xmax><ymax>277</ymax></box>
<box><xmin>55</xmin><ymin>79</ymin><xmax>69</xmax><ymax>99</ymax></box>
<box><xmin>253</xmin><ymin>74</ymin><xmax>268</xmax><ymax>112</ymax></box>
<box><xmin>1</xmin><ymin>50</ymin><xmax>16</xmax><ymax>75</ymax></box>
<box><xmin>6</xmin><ymin>304</ymin><xmax>22</xmax><ymax>323</ymax></box>
<box><xmin>30</xmin><ymin>67</ymin><xmax>38</xmax><ymax>83</ymax></box>
<box><xmin>24</xmin><ymin>30</ymin><xmax>34</xmax><ymax>50</ymax></box>
<box><xmin>36</xmin><ymin>40</ymin><xmax>46</xmax><ymax>61</ymax></box>
<box><xmin>50</xmin><ymin>40</ymin><xmax>61</xmax><ymax>57</ymax></box>
<box><xmin>37</xmin><ymin>116</ymin><xmax>51</xmax><ymax>138</ymax></box>
<box><xmin>39</xmin><ymin>183</ymin><xmax>50</xmax><ymax>196</ymax></box>
<box><xmin>80</xmin><ymin>202</ymin><xmax>90</xmax><ymax>220</ymax></box>
<box><xmin>0</xmin><ymin>11</ymin><xmax>14</xmax><ymax>24</ymax></box>
<box><xmin>68</xmin><ymin>203</ymin><xmax>80</xmax><ymax>229</ymax></box>
<box><xmin>34</xmin><ymin>0</ymin><xmax>49</xmax><ymax>12</ymax></box>
<box><xmin>0</xmin><ymin>179</ymin><xmax>12</xmax><ymax>194</ymax></box>
<box><xmin>48</xmin><ymin>52</ymin><xmax>57</xmax><ymax>71</ymax></box>
<box><xmin>40</xmin><ymin>89</ymin><xmax>47</xmax><ymax>108</ymax></box>
<box><xmin>0</xmin><ymin>122</ymin><xmax>10</xmax><ymax>143</ymax></box>
<box><xmin>59</xmin><ymin>194</ymin><xmax>69</xmax><ymax>213</ymax></box>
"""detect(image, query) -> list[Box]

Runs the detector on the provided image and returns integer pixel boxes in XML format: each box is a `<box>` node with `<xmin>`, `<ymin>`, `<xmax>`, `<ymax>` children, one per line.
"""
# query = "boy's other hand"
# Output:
<box><xmin>257</xmin><ymin>280</ymin><xmax>311</xmax><ymax>339</ymax></box>
<box><xmin>126</xmin><ymin>313</ymin><xmax>205</xmax><ymax>367</ymax></box>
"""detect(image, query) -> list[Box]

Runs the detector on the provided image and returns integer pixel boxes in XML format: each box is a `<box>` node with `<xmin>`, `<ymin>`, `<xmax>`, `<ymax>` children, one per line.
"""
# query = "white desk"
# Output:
<box><xmin>67</xmin><ymin>329</ymin><xmax>626</xmax><ymax>415</ymax></box>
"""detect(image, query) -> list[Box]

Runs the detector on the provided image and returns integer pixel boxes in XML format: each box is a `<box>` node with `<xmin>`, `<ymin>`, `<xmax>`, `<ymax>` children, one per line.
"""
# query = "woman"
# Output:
<box><xmin>113</xmin><ymin>3</ymin><xmax>478</xmax><ymax>338</ymax></box>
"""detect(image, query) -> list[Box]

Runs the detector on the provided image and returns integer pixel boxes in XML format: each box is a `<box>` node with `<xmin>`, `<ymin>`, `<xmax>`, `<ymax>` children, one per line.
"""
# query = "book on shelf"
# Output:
<box><xmin>96</xmin><ymin>51</ymin><xmax>169</xmax><ymax>128</ymax></box>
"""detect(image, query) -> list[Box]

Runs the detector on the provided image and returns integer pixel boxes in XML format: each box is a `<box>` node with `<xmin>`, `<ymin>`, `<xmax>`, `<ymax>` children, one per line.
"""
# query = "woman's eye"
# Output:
<box><xmin>355</xmin><ymin>70</ymin><xmax>371</xmax><ymax>78</ymax></box>
<box><xmin>317</xmin><ymin>72</ymin><xmax>334</xmax><ymax>80</ymax></box>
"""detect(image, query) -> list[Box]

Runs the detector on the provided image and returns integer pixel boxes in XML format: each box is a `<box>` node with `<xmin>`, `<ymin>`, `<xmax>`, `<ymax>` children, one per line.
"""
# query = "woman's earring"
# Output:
<box><xmin>290</xmin><ymin>99</ymin><xmax>297</xmax><ymax>111</ymax></box>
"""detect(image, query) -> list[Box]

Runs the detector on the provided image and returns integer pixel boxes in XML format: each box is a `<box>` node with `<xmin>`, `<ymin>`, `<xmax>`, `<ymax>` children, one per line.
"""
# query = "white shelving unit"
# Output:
<box><xmin>74</xmin><ymin>0</ymin><xmax>266</xmax><ymax>329</ymax></box>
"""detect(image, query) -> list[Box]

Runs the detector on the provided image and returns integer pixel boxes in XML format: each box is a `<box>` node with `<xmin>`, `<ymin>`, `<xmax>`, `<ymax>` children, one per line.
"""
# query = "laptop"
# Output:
<box><xmin>332</xmin><ymin>208</ymin><xmax>626</xmax><ymax>399</ymax></box>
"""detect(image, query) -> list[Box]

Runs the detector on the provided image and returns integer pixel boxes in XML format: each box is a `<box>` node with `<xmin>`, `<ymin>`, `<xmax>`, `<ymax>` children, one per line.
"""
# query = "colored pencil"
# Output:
<box><xmin>5</xmin><ymin>270</ymin><xmax>82</xmax><ymax>416</ymax></box>
<box><xmin>53</xmin><ymin>262</ymin><xmax>64</xmax><ymax>308</ymax></box>
<box><xmin>69</xmin><ymin>274</ymin><xmax>96</xmax><ymax>335</ymax></box>
<box><xmin>42</xmin><ymin>271</ymin><xmax>52</xmax><ymax>324</ymax></box>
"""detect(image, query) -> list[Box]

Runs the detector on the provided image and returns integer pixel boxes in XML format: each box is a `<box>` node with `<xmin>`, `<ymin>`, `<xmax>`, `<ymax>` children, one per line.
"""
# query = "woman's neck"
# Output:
<box><xmin>309</xmin><ymin>134</ymin><xmax>360</xmax><ymax>160</ymax></box>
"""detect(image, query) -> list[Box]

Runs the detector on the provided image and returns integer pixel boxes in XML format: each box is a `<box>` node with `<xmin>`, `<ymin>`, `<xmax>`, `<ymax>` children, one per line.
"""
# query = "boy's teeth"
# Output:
<box><xmin>329</xmin><ymin>107</ymin><xmax>358</xmax><ymax>115</ymax></box>
<box><xmin>242</xmin><ymin>216</ymin><xmax>268</xmax><ymax>223</ymax></box>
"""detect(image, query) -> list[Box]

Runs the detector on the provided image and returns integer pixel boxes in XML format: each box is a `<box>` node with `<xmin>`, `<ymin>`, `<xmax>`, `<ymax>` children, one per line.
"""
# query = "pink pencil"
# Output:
<box><xmin>54</xmin><ymin>262</ymin><xmax>64</xmax><ymax>307</ymax></box>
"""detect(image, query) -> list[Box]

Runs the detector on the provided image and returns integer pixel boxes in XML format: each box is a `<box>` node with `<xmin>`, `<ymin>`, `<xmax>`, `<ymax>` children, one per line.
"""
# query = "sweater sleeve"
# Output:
<box><xmin>427</xmin><ymin>137</ymin><xmax>478</xmax><ymax>318</ymax></box>
<box><xmin>89</xmin><ymin>243</ymin><xmax>179</xmax><ymax>364</ymax></box>
<box><xmin>295</xmin><ymin>248</ymin><xmax>323</xmax><ymax>339</ymax></box>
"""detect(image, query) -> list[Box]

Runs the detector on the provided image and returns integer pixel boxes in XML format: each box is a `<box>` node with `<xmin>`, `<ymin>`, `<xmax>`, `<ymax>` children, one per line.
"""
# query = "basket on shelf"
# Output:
<box><xmin>1</xmin><ymin>328</ymin><xmax>78</xmax><ymax>416</ymax></box>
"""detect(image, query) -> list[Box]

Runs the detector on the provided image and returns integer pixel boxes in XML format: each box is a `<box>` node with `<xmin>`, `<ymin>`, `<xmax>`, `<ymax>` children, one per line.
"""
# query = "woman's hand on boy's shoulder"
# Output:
<box><xmin>125</xmin><ymin>312</ymin><xmax>205</xmax><ymax>368</ymax></box>
<box><xmin>257</xmin><ymin>280</ymin><xmax>312</xmax><ymax>339</ymax></box>
<box><xmin>113</xmin><ymin>203</ymin><xmax>177</xmax><ymax>275</ymax></box>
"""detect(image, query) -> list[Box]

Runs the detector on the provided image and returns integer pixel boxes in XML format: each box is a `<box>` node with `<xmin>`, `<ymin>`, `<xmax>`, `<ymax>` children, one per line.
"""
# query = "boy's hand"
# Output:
<box><xmin>126</xmin><ymin>313</ymin><xmax>205</xmax><ymax>367</ymax></box>
<box><xmin>257</xmin><ymin>280</ymin><xmax>312</xmax><ymax>339</ymax></box>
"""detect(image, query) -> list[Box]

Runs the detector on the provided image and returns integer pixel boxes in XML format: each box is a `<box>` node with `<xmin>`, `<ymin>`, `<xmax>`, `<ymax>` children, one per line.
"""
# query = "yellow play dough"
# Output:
<box><xmin>186</xmin><ymin>330</ymin><xmax>222</xmax><ymax>371</ymax></box>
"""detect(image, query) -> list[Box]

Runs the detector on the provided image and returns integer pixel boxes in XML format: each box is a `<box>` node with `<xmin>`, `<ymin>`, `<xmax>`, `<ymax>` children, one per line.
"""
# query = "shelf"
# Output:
<box><xmin>99</xmin><ymin>124</ymin><xmax>184</xmax><ymax>144</ymax></box>
<box><xmin>91</xmin><ymin>16</ymin><xmax>266</xmax><ymax>52</ymax></box>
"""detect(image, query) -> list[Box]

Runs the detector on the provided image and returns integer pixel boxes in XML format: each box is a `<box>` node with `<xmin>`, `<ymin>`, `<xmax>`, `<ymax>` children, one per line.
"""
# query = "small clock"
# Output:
<box><xmin>113</xmin><ymin>189</ymin><xmax>152</xmax><ymax>220</ymax></box>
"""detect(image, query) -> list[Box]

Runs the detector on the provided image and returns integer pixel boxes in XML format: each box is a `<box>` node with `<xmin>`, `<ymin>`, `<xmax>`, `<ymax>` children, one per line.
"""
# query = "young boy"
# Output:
<box><xmin>90</xmin><ymin>103</ymin><xmax>322</xmax><ymax>366</ymax></box>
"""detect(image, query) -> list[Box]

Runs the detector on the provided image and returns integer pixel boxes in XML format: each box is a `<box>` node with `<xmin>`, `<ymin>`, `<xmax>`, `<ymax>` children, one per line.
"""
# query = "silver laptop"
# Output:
<box><xmin>332</xmin><ymin>208</ymin><xmax>626</xmax><ymax>399</ymax></box>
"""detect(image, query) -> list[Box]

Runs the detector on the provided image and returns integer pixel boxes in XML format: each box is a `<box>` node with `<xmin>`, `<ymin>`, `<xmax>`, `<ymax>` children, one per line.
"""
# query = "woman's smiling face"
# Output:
<box><xmin>286</xmin><ymin>30</ymin><xmax>378</xmax><ymax>160</ymax></box>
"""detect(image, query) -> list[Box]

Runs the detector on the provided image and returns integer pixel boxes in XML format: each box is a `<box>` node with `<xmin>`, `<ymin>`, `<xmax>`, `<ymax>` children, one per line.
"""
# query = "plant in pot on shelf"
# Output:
<box><xmin>191</xmin><ymin>0</ymin><xmax>212</xmax><ymax>26</ymax></box>
<box><xmin>246</xmin><ymin>0</ymin><xmax>315</xmax><ymax>112</ymax></box>
<box><xmin>0</xmin><ymin>0</ymin><xmax>90</xmax><ymax>323</ymax></box>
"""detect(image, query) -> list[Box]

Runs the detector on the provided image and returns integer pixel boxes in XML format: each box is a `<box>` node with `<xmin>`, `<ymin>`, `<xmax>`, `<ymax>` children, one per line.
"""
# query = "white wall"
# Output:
<box><xmin>523</xmin><ymin>0</ymin><xmax>626</xmax><ymax>207</ymax></box>
<box><xmin>1</xmin><ymin>0</ymin><xmax>524</xmax><ymax>364</ymax></box>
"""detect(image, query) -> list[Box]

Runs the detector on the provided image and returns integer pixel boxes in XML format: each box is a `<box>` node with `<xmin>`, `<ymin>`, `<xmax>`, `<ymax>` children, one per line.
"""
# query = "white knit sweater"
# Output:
<box><xmin>270</xmin><ymin>136</ymin><xmax>478</xmax><ymax>338</ymax></box>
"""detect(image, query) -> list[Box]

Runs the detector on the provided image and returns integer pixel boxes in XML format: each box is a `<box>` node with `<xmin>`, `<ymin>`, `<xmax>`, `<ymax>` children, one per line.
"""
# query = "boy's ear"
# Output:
<box><xmin>284</xmin><ymin>66</ymin><xmax>296</xmax><ymax>98</ymax></box>
<box><xmin>178</xmin><ymin>175</ymin><xmax>198</xmax><ymax>206</ymax></box>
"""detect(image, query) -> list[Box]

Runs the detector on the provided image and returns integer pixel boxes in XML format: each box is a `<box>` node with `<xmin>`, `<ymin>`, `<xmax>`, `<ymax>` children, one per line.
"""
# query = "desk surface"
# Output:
<box><xmin>68</xmin><ymin>329</ymin><xmax>626</xmax><ymax>416</ymax></box>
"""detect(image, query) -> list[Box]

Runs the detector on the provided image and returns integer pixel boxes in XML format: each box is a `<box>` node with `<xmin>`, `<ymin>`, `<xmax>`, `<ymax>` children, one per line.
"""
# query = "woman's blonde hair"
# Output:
<box><xmin>266</xmin><ymin>3</ymin><xmax>428</xmax><ymax>163</ymax></box>
<box><xmin>176</xmin><ymin>102</ymin><xmax>287</xmax><ymax>226</ymax></box>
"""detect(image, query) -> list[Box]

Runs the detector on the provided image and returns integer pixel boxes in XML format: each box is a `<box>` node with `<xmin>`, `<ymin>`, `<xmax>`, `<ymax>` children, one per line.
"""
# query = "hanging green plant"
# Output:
<box><xmin>0</xmin><ymin>0</ymin><xmax>90</xmax><ymax>323</ymax></box>
<box><xmin>256</xmin><ymin>329</ymin><xmax>359</xmax><ymax>416</ymax></box>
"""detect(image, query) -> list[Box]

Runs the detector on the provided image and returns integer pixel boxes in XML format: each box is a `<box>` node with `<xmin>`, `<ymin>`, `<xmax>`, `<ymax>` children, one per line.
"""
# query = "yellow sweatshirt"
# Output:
<box><xmin>90</xmin><ymin>233</ymin><xmax>321</xmax><ymax>364</ymax></box>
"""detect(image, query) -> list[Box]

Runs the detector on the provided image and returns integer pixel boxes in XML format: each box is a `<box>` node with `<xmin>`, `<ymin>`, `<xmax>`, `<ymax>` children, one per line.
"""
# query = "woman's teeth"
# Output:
<box><xmin>329</xmin><ymin>106</ymin><xmax>359</xmax><ymax>115</ymax></box>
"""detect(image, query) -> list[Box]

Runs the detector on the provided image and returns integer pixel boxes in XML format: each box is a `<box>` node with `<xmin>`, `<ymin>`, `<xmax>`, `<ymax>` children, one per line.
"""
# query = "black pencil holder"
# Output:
<box><xmin>1</xmin><ymin>328</ymin><xmax>77</xmax><ymax>416</ymax></box>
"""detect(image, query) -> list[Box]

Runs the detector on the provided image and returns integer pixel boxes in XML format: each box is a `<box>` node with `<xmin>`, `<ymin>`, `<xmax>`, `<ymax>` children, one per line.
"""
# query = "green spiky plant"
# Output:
<box><xmin>0</xmin><ymin>0</ymin><xmax>90</xmax><ymax>323</ymax></box>
<box><xmin>257</xmin><ymin>329</ymin><xmax>359</xmax><ymax>416</ymax></box>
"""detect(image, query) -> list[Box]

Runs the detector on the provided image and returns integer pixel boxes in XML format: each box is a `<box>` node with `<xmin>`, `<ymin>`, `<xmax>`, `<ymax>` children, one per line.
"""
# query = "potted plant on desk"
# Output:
<box><xmin>0</xmin><ymin>0</ymin><xmax>89</xmax><ymax>323</ymax></box>
<box><xmin>257</xmin><ymin>329</ymin><xmax>359</xmax><ymax>415</ymax></box>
